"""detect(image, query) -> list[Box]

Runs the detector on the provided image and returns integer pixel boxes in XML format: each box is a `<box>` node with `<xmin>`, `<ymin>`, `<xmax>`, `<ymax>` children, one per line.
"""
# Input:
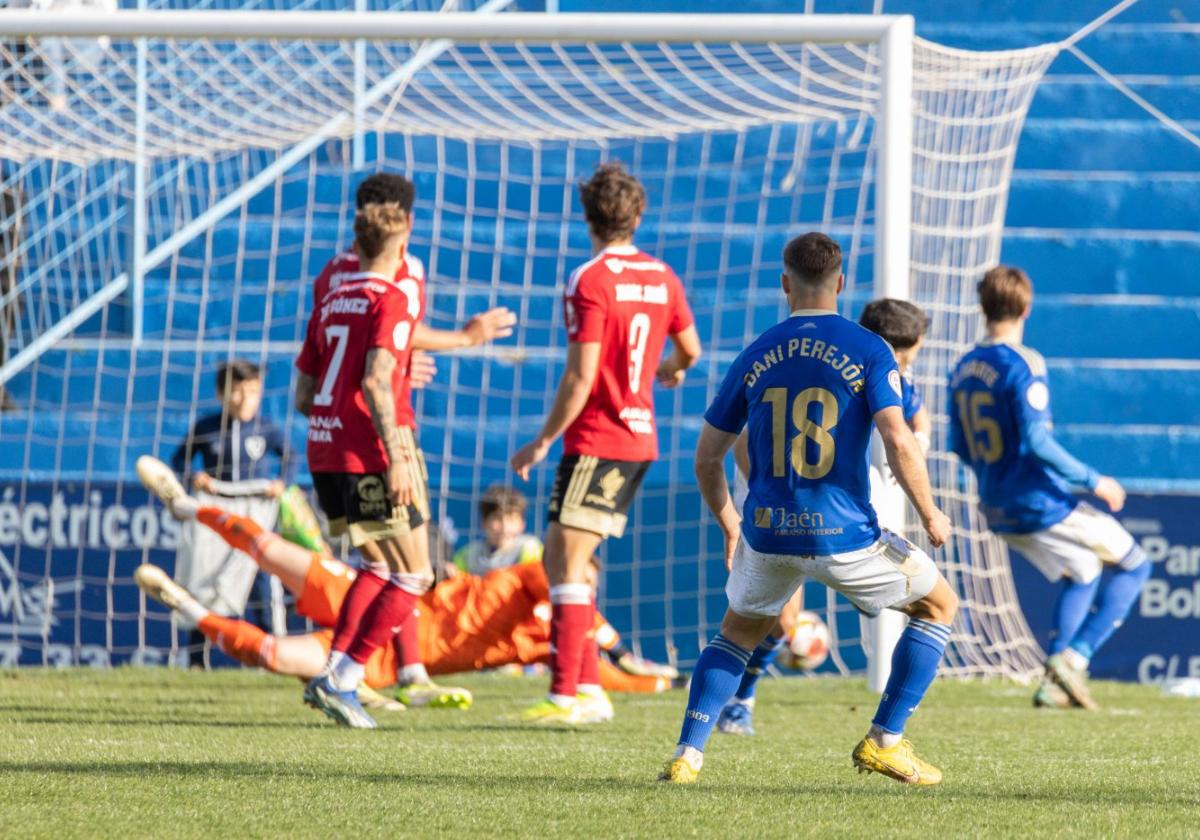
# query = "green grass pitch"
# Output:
<box><xmin>2</xmin><ymin>668</ymin><xmax>1198</xmax><ymax>838</ymax></box>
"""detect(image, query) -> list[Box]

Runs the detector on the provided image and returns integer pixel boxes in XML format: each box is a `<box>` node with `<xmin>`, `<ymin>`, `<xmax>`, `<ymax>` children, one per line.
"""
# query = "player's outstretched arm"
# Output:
<box><xmin>511</xmin><ymin>342</ymin><xmax>601</xmax><ymax>480</ymax></box>
<box><xmin>695</xmin><ymin>422</ymin><xmax>741</xmax><ymax>570</ymax></box>
<box><xmin>1023</xmin><ymin>421</ymin><xmax>1125</xmax><ymax>512</ymax></box>
<box><xmin>656</xmin><ymin>324</ymin><xmax>702</xmax><ymax>389</ymax></box>
<box><xmin>294</xmin><ymin>372</ymin><xmax>316</xmax><ymax>418</ymax></box>
<box><xmin>362</xmin><ymin>348</ymin><xmax>413</xmax><ymax>506</ymax></box>
<box><xmin>411</xmin><ymin>308</ymin><xmax>516</xmax><ymax>352</ymax></box>
<box><xmin>876</xmin><ymin>406</ymin><xmax>950</xmax><ymax>548</ymax></box>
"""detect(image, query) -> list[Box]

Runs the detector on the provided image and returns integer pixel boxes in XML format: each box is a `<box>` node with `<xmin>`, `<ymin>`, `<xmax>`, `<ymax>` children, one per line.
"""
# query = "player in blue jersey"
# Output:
<box><xmin>714</xmin><ymin>297</ymin><xmax>934</xmax><ymax>738</ymax></box>
<box><xmin>948</xmin><ymin>266</ymin><xmax>1149</xmax><ymax>710</ymax></box>
<box><xmin>660</xmin><ymin>233</ymin><xmax>956</xmax><ymax>786</ymax></box>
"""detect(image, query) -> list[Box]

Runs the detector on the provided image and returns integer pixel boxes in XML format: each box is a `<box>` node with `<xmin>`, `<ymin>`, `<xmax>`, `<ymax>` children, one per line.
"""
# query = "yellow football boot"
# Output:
<box><xmin>657</xmin><ymin>755</ymin><xmax>702</xmax><ymax>785</ymax></box>
<box><xmin>852</xmin><ymin>737</ymin><xmax>943</xmax><ymax>786</ymax></box>
<box><xmin>515</xmin><ymin>698</ymin><xmax>581</xmax><ymax>725</ymax></box>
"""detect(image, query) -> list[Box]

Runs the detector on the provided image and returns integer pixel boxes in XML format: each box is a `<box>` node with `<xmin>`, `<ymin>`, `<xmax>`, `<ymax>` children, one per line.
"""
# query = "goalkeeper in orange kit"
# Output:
<box><xmin>134</xmin><ymin>456</ymin><xmax>679</xmax><ymax>707</ymax></box>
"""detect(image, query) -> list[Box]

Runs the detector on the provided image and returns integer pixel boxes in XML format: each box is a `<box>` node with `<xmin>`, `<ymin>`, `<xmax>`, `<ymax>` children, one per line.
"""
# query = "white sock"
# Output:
<box><xmin>548</xmin><ymin>693</ymin><xmax>575</xmax><ymax>708</ymax></box>
<box><xmin>577</xmin><ymin>683</ymin><xmax>603</xmax><ymax>698</ymax></box>
<box><xmin>399</xmin><ymin>663</ymin><xmax>430</xmax><ymax>686</ymax></box>
<box><xmin>330</xmin><ymin>658</ymin><xmax>365</xmax><ymax>693</ymax></box>
<box><xmin>171</xmin><ymin>495</ymin><xmax>199</xmax><ymax>520</ymax></box>
<box><xmin>325</xmin><ymin>650</ymin><xmax>347</xmax><ymax>676</ymax></box>
<box><xmin>1062</xmin><ymin>647</ymin><xmax>1090</xmax><ymax>671</ymax></box>
<box><xmin>672</xmin><ymin>744</ymin><xmax>703</xmax><ymax>769</ymax></box>
<box><xmin>868</xmin><ymin>725</ymin><xmax>902</xmax><ymax>748</ymax></box>
<box><xmin>177</xmin><ymin>597</ymin><xmax>207</xmax><ymax>627</ymax></box>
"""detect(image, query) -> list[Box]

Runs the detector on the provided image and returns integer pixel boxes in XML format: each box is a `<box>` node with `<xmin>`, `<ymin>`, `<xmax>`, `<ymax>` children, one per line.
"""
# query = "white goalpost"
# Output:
<box><xmin>0</xmin><ymin>5</ymin><xmax>1057</xmax><ymax>681</ymax></box>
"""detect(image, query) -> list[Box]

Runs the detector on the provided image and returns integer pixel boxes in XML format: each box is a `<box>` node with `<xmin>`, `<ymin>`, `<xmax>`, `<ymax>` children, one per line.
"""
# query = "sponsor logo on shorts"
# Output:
<box><xmin>356</xmin><ymin>475</ymin><xmax>389</xmax><ymax>515</ymax></box>
<box><xmin>584</xmin><ymin>468</ymin><xmax>626</xmax><ymax>510</ymax></box>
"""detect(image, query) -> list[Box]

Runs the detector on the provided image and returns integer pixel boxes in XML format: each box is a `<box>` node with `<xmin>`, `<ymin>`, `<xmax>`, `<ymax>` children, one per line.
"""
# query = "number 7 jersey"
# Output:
<box><xmin>705</xmin><ymin>311</ymin><xmax>902</xmax><ymax>555</ymax></box>
<box><xmin>295</xmin><ymin>269</ymin><xmax>422</xmax><ymax>474</ymax></box>
<box><xmin>562</xmin><ymin>245</ymin><xmax>694</xmax><ymax>462</ymax></box>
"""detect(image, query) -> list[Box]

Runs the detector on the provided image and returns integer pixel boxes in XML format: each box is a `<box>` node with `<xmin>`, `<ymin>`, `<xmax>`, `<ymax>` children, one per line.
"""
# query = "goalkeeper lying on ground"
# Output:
<box><xmin>135</xmin><ymin>456</ymin><xmax>679</xmax><ymax>710</ymax></box>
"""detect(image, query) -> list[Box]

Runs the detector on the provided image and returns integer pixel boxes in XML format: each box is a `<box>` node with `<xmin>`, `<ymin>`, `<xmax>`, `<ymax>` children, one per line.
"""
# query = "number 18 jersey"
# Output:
<box><xmin>562</xmin><ymin>245</ymin><xmax>694</xmax><ymax>462</ymax></box>
<box><xmin>705</xmin><ymin>311</ymin><xmax>902</xmax><ymax>555</ymax></box>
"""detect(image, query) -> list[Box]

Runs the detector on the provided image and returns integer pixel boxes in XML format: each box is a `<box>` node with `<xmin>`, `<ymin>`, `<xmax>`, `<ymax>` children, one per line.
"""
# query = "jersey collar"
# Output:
<box><xmin>789</xmin><ymin>308</ymin><xmax>837</xmax><ymax>316</ymax></box>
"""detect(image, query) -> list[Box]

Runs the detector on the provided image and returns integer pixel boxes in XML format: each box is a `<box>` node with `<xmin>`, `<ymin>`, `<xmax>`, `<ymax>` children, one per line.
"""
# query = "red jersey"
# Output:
<box><xmin>296</xmin><ymin>271</ymin><xmax>421</xmax><ymax>473</ymax></box>
<box><xmin>298</xmin><ymin>249</ymin><xmax>425</xmax><ymax>432</ymax></box>
<box><xmin>562</xmin><ymin>245</ymin><xmax>694</xmax><ymax>461</ymax></box>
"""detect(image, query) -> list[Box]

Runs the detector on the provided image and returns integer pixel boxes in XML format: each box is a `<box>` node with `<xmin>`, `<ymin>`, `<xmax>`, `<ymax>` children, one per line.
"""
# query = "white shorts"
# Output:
<box><xmin>726</xmin><ymin>529</ymin><xmax>940</xmax><ymax>619</ymax></box>
<box><xmin>998</xmin><ymin>502</ymin><xmax>1143</xmax><ymax>585</ymax></box>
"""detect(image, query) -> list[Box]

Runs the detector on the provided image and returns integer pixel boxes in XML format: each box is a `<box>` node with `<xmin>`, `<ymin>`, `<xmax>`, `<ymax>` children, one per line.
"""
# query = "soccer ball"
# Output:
<box><xmin>780</xmin><ymin>611</ymin><xmax>830</xmax><ymax>671</ymax></box>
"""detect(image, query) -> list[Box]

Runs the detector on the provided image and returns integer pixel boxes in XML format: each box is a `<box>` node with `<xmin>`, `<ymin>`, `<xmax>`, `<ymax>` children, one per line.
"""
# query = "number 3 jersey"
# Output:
<box><xmin>705</xmin><ymin>311</ymin><xmax>902</xmax><ymax>555</ymax></box>
<box><xmin>295</xmin><ymin>268</ymin><xmax>422</xmax><ymax>474</ymax></box>
<box><xmin>562</xmin><ymin>245</ymin><xmax>694</xmax><ymax>462</ymax></box>
<box><xmin>948</xmin><ymin>339</ymin><xmax>1078</xmax><ymax>534</ymax></box>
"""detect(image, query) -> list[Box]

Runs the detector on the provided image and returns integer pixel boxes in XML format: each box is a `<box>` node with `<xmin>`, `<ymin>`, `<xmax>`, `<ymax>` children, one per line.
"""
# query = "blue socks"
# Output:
<box><xmin>678</xmin><ymin>634</ymin><xmax>752</xmax><ymax>752</ymax></box>
<box><xmin>1070</xmin><ymin>557</ymin><xmax>1151</xmax><ymax>659</ymax></box>
<box><xmin>1050</xmin><ymin>577</ymin><xmax>1100</xmax><ymax>655</ymax></box>
<box><xmin>734</xmin><ymin>634</ymin><xmax>785</xmax><ymax>702</ymax></box>
<box><xmin>871</xmin><ymin>619</ymin><xmax>950</xmax><ymax>736</ymax></box>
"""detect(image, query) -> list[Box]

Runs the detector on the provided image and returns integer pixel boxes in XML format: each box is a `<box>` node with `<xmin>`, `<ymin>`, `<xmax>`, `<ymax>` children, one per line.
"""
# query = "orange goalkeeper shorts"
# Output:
<box><xmin>295</xmin><ymin>554</ymin><xmax>357</xmax><ymax>629</ymax></box>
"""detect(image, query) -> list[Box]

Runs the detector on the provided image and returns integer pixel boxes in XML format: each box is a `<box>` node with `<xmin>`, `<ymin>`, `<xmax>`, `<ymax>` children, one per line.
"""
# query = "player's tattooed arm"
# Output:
<box><xmin>695</xmin><ymin>422</ymin><xmax>741</xmax><ymax>570</ymax></box>
<box><xmin>876</xmin><ymin>406</ymin><xmax>950</xmax><ymax>548</ymax></box>
<box><xmin>511</xmin><ymin>341</ymin><xmax>601</xmax><ymax>480</ymax></box>
<box><xmin>362</xmin><ymin>348</ymin><xmax>412</xmax><ymax>506</ymax></box>
<box><xmin>294</xmin><ymin>373</ymin><xmax>315</xmax><ymax>417</ymax></box>
<box><xmin>656</xmin><ymin>324</ymin><xmax>702</xmax><ymax>389</ymax></box>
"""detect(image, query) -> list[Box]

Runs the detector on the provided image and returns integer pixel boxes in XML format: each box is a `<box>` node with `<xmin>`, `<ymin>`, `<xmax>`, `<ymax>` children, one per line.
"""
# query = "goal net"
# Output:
<box><xmin>0</xmin><ymin>4</ymin><xmax>1058</xmax><ymax>678</ymax></box>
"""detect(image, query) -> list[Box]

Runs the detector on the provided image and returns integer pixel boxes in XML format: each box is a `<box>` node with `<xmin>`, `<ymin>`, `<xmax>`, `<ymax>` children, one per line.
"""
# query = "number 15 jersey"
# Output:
<box><xmin>705</xmin><ymin>311</ymin><xmax>902</xmax><ymax>556</ymax></box>
<box><xmin>563</xmin><ymin>245</ymin><xmax>694</xmax><ymax>462</ymax></box>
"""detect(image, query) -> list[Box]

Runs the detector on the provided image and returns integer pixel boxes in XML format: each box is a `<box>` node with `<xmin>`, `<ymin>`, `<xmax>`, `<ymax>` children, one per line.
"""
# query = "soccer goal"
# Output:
<box><xmin>0</xmin><ymin>3</ymin><xmax>1058</xmax><ymax>680</ymax></box>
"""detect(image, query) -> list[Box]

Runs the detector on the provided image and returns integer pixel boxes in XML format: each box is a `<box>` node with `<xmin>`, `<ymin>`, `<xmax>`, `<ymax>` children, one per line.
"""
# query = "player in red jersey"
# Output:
<box><xmin>295</xmin><ymin>176</ymin><xmax>513</xmax><ymax>726</ymax></box>
<box><xmin>510</xmin><ymin>162</ymin><xmax>702</xmax><ymax>724</ymax></box>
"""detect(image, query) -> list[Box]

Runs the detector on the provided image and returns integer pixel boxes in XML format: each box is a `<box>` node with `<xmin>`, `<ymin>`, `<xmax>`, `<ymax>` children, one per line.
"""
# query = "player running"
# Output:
<box><xmin>660</xmin><ymin>233</ymin><xmax>956</xmax><ymax>786</ymax></box>
<box><xmin>510</xmin><ymin>162</ymin><xmax>701</xmax><ymax>725</ymax></box>
<box><xmin>133</xmin><ymin>457</ymin><xmax>677</xmax><ymax>700</ymax></box>
<box><xmin>715</xmin><ymin>297</ymin><xmax>933</xmax><ymax>738</ymax></box>
<box><xmin>949</xmin><ymin>266</ymin><xmax>1150</xmax><ymax>710</ymax></box>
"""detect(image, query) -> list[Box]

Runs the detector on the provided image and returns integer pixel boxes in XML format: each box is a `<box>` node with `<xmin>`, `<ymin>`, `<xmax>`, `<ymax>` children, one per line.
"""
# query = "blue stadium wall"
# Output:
<box><xmin>0</xmin><ymin>1</ymin><xmax>1196</xmax><ymax>678</ymax></box>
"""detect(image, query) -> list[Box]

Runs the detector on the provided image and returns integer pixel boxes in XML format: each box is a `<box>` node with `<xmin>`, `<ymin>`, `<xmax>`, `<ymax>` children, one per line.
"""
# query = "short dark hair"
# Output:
<box><xmin>978</xmin><ymin>265</ymin><xmax>1033</xmax><ymax>322</ymax></box>
<box><xmin>859</xmin><ymin>298</ymin><xmax>929</xmax><ymax>351</ymax></box>
<box><xmin>479</xmin><ymin>484</ymin><xmax>527</xmax><ymax>520</ymax></box>
<box><xmin>578</xmin><ymin>162</ymin><xmax>646</xmax><ymax>244</ymax></box>
<box><xmin>355</xmin><ymin>173</ymin><xmax>415</xmax><ymax>214</ymax></box>
<box><xmin>783</xmin><ymin>232</ymin><xmax>842</xmax><ymax>290</ymax></box>
<box><xmin>216</xmin><ymin>360</ymin><xmax>260</xmax><ymax>394</ymax></box>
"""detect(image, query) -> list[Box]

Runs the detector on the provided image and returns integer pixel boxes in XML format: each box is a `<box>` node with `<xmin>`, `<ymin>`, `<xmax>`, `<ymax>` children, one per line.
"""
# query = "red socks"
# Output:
<box><xmin>577</xmin><ymin>602</ymin><xmax>601</xmax><ymax>689</ymax></box>
<box><xmin>548</xmin><ymin>583</ymin><xmax>594</xmax><ymax>699</ymax></box>
<box><xmin>198</xmin><ymin>614</ymin><xmax>276</xmax><ymax>670</ymax></box>
<box><xmin>330</xmin><ymin>566</ymin><xmax>388</xmax><ymax>654</ymax></box>
<box><xmin>346</xmin><ymin>580</ymin><xmax>420</xmax><ymax>665</ymax></box>
<box><xmin>397</xmin><ymin>606</ymin><xmax>422</xmax><ymax>668</ymax></box>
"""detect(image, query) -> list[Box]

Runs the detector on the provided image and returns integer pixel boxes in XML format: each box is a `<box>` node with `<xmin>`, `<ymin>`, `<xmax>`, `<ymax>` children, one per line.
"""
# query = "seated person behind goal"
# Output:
<box><xmin>452</xmin><ymin>485</ymin><xmax>542</xmax><ymax>575</ymax></box>
<box><xmin>714</xmin><ymin>296</ymin><xmax>934</xmax><ymax>738</ymax></box>
<box><xmin>134</xmin><ymin>456</ymin><xmax>680</xmax><ymax>705</ymax></box>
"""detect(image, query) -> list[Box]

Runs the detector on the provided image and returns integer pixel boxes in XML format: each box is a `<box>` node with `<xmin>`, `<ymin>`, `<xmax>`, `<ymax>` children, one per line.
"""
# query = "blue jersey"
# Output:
<box><xmin>706</xmin><ymin>310</ymin><xmax>903</xmax><ymax>555</ymax></box>
<box><xmin>948</xmin><ymin>339</ymin><xmax>1093</xmax><ymax>534</ymax></box>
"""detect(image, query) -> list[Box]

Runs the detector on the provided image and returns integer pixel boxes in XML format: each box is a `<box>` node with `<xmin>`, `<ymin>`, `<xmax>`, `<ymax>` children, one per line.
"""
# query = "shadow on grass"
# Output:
<box><xmin>0</xmin><ymin>760</ymin><xmax>1194</xmax><ymax>807</ymax></box>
